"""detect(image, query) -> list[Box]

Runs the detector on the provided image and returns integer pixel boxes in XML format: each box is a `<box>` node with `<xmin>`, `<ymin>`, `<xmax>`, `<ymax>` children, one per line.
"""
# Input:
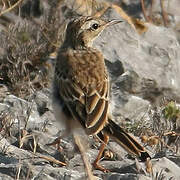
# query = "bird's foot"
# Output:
<box><xmin>93</xmin><ymin>162</ymin><xmax>110</xmax><ymax>173</ymax></box>
<box><xmin>46</xmin><ymin>137</ymin><xmax>62</xmax><ymax>151</ymax></box>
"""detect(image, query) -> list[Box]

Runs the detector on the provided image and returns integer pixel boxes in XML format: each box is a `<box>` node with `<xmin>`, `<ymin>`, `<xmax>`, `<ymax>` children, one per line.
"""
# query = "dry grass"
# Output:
<box><xmin>0</xmin><ymin>0</ymin><xmax>23</xmax><ymax>16</ymax></box>
<box><xmin>0</xmin><ymin>110</ymin><xmax>15</xmax><ymax>138</ymax></box>
<box><xmin>0</xmin><ymin>1</ymin><xmax>66</xmax><ymax>98</ymax></box>
<box><xmin>0</xmin><ymin>21</ymin><xmax>48</xmax><ymax>97</ymax></box>
<box><xmin>126</xmin><ymin>99</ymin><xmax>180</xmax><ymax>155</ymax></box>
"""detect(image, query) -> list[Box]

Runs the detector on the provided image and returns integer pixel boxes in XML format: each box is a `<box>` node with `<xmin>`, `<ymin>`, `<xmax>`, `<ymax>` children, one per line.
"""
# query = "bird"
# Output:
<box><xmin>51</xmin><ymin>16</ymin><xmax>151</xmax><ymax>172</ymax></box>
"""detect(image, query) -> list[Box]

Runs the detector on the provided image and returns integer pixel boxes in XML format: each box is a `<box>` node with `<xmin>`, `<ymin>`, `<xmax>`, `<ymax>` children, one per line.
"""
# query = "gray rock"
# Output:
<box><xmin>152</xmin><ymin>157</ymin><xmax>180</xmax><ymax>179</ymax></box>
<box><xmin>0</xmin><ymin>103</ymin><xmax>9</xmax><ymax>112</ymax></box>
<box><xmin>168</xmin><ymin>156</ymin><xmax>180</xmax><ymax>167</ymax></box>
<box><xmin>105</xmin><ymin>173</ymin><xmax>141</xmax><ymax>180</ymax></box>
<box><xmin>3</xmin><ymin>94</ymin><xmax>41</xmax><ymax>128</ymax></box>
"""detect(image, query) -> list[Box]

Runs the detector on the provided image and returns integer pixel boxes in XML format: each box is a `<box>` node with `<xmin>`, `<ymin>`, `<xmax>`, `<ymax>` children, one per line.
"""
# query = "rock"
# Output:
<box><xmin>168</xmin><ymin>156</ymin><xmax>180</xmax><ymax>167</ymax></box>
<box><xmin>32</xmin><ymin>88</ymin><xmax>52</xmax><ymax>115</ymax></box>
<box><xmin>152</xmin><ymin>157</ymin><xmax>180</xmax><ymax>179</ymax></box>
<box><xmin>105</xmin><ymin>173</ymin><xmax>151</xmax><ymax>180</ymax></box>
<box><xmin>0</xmin><ymin>103</ymin><xmax>9</xmax><ymax>112</ymax></box>
<box><xmin>3</xmin><ymin>94</ymin><xmax>40</xmax><ymax>127</ymax></box>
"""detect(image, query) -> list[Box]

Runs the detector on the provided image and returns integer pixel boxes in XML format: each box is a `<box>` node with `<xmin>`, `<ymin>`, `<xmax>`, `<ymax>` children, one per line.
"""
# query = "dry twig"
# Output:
<box><xmin>140</xmin><ymin>0</ymin><xmax>151</xmax><ymax>22</ymax></box>
<box><xmin>160</xmin><ymin>0</ymin><xmax>168</xmax><ymax>27</ymax></box>
<box><xmin>74</xmin><ymin>134</ymin><xmax>95</xmax><ymax>180</ymax></box>
<box><xmin>0</xmin><ymin>0</ymin><xmax>24</xmax><ymax>16</ymax></box>
<box><xmin>149</xmin><ymin>0</ymin><xmax>155</xmax><ymax>20</ymax></box>
<box><xmin>38</xmin><ymin>155</ymin><xmax>66</xmax><ymax>166</ymax></box>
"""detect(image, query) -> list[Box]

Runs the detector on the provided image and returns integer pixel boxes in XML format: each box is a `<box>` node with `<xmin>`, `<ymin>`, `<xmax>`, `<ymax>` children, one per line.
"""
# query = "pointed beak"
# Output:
<box><xmin>106</xmin><ymin>19</ymin><xmax>123</xmax><ymax>26</ymax></box>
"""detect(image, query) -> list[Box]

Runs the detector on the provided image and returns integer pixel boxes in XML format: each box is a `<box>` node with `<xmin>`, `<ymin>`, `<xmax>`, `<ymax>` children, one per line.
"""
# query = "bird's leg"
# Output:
<box><xmin>46</xmin><ymin>129</ymin><xmax>70</xmax><ymax>151</ymax></box>
<box><xmin>93</xmin><ymin>134</ymin><xmax>110</xmax><ymax>172</ymax></box>
<box><xmin>46</xmin><ymin>137</ymin><xmax>62</xmax><ymax>151</ymax></box>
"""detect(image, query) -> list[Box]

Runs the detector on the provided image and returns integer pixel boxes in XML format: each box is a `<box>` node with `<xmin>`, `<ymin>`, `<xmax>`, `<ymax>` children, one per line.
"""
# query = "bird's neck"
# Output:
<box><xmin>61</xmin><ymin>37</ymin><xmax>93</xmax><ymax>50</ymax></box>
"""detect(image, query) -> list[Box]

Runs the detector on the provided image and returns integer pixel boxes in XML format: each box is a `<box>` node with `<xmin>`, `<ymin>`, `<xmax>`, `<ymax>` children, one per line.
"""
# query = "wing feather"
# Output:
<box><xmin>86</xmin><ymin>98</ymin><xmax>105</xmax><ymax>127</ymax></box>
<box><xmin>86</xmin><ymin>92</ymin><xmax>100</xmax><ymax>114</ymax></box>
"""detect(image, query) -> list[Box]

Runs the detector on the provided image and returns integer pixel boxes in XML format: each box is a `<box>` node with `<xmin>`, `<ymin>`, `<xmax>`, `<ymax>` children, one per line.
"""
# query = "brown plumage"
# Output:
<box><xmin>55</xmin><ymin>48</ymin><xmax>109</xmax><ymax>135</ymax></box>
<box><xmin>52</xmin><ymin>16</ymin><xmax>151</xmax><ymax>171</ymax></box>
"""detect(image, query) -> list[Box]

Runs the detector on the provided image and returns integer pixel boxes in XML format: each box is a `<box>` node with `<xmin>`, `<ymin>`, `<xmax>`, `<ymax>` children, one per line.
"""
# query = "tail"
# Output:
<box><xmin>103</xmin><ymin>119</ymin><xmax>151</xmax><ymax>161</ymax></box>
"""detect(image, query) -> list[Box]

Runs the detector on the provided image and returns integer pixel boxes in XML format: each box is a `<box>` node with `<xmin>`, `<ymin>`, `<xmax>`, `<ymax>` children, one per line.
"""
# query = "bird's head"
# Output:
<box><xmin>63</xmin><ymin>16</ymin><xmax>122</xmax><ymax>49</ymax></box>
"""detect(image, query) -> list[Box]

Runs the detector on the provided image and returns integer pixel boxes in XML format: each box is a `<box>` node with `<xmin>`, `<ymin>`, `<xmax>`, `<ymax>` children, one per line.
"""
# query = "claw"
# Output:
<box><xmin>46</xmin><ymin>137</ymin><xmax>62</xmax><ymax>151</ymax></box>
<box><xmin>93</xmin><ymin>161</ymin><xmax>110</xmax><ymax>172</ymax></box>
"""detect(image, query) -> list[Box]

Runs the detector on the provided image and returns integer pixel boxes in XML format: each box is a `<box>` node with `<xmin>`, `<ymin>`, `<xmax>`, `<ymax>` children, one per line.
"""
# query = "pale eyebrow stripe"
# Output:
<box><xmin>86</xmin><ymin>17</ymin><xmax>93</xmax><ymax>21</ymax></box>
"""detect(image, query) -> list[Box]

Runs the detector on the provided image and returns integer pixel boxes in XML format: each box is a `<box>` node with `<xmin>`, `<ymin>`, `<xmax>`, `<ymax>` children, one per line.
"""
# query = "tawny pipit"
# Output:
<box><xmin>52</xmin><ymin>16</ymin><xmax>150</xmax><ymax>171</ymax></box>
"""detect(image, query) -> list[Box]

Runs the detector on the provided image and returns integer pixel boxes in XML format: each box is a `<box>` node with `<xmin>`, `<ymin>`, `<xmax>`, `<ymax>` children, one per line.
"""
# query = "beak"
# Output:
<box><xmin>106</xmin><ymin>19</ymin><xmax>123</xmax><ymax>26</ymax></box>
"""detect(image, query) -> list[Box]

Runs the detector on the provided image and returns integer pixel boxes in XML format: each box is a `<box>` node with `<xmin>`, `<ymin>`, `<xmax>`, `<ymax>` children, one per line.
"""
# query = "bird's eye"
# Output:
<box><xmin>91</xmin><ymin>23</ymin><xmax>99</xmax><ymax>30</ymax></box>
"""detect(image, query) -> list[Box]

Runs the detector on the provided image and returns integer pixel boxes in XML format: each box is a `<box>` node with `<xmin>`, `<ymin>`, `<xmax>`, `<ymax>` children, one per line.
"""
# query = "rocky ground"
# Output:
<box><xmin>0</xmin><ymin>0</ymin><xmax>180</xmax><ymax>179</ymax></box>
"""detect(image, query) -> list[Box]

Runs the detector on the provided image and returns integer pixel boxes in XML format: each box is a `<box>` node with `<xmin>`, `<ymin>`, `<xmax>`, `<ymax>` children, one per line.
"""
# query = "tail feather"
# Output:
<box><xmin>103</xmin><ymin>119</ymin><xmax>151</xmax><ymax>162</ymax></box>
